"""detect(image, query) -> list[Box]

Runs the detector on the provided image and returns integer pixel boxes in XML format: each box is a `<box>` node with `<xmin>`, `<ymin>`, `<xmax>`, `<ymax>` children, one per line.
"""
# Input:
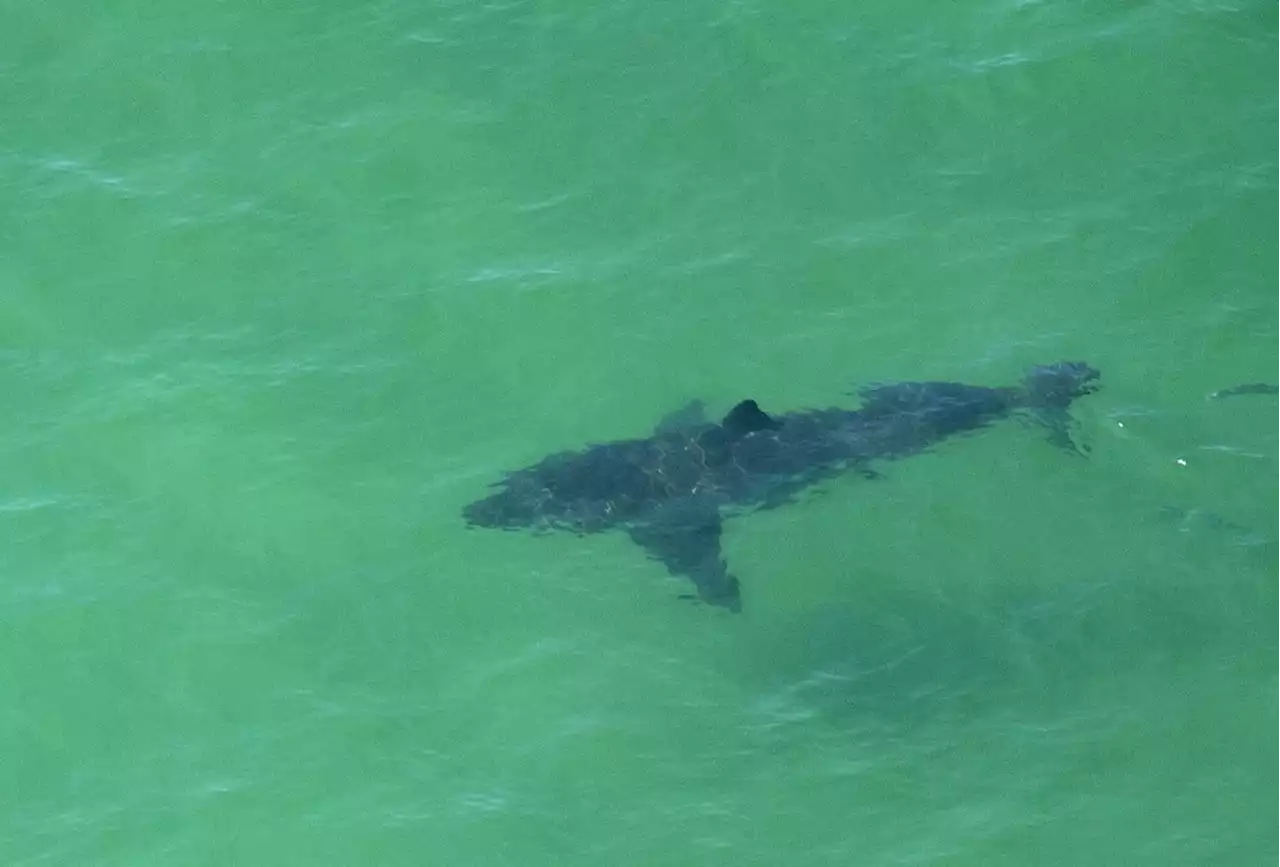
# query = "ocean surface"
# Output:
<box><xmin>1</xmin><ymin>2</ymin><xmax>1275</xmax><ymax>865</ymax></box>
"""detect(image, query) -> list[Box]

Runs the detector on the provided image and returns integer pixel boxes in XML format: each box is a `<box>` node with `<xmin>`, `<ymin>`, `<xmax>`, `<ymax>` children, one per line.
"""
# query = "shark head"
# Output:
<box><xmin>1022</xmin><ymin>361</ymin><xmax>1101</xmax><ymax>408</ymax></box>
<box><xmin>462</xmin><ymin>485</ymin><xmax>540</xmax><ymax>530</ymax></box>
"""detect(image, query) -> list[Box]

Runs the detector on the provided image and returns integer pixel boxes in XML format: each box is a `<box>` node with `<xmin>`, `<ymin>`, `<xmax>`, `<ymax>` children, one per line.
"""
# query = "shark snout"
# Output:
<box><xmin>1023</xmin><ymin>361</ymin><xmax>1101</xmax><ymax>407</ymax></box>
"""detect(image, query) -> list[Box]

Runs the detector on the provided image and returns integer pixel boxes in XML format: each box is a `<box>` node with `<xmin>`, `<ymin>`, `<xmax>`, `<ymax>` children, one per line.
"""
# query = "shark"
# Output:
<box><xmin>463</xmin><ymin>361</ymin><xmax>1101</xmax><ymax>612</ymax></box>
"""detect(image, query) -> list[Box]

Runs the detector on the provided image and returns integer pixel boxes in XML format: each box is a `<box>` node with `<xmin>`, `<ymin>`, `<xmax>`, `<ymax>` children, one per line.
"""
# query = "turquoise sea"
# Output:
<box><xmin>1</xmin><ymin>2</ymin><xmax>1276</xmax><ymax>864</ymax></box>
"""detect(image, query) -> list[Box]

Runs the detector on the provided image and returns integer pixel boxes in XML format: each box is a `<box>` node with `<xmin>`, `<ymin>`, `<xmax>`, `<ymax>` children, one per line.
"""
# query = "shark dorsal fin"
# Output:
<box><xmin>721</xmin><ymin>400</ymin><xmax>780</xmax><ymax>438</ymax></box>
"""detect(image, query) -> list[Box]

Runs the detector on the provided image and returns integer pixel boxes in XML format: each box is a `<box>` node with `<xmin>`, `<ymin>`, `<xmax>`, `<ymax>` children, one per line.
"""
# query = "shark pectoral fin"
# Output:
<box><xmin>654</xmin><ymin>399</ymin><xmax>708</xmax><ymax>435</ymax></box>
<box><xmin>625</xmin><ymin>502</ymin><xmax>741</xmax><ymax>612</ymax></box>
<box><xmin>1030</xmin><ymin>406</ymin><xmax>1090</xmax><ymax>456</ymax></box>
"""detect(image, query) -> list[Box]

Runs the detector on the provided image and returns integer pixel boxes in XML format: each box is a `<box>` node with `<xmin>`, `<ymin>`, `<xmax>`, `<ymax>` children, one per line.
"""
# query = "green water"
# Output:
<box><xmin>1</xmin><ymin>1</ymin><xmax>1275</xmax><ymax>864</ymax></box>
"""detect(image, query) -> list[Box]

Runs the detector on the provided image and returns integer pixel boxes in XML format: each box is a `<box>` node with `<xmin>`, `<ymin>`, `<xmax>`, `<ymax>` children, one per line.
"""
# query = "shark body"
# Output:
<box><xmin>464</xmin><ymin>361</ymin><xmax>1101</xmax><ymax>611</ymax></box>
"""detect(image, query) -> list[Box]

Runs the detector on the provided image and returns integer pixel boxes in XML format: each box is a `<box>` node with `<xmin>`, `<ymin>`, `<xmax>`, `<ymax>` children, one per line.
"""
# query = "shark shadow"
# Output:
<box><xmin>463</xmin><ymin>361</ymin><xmax>1101</xmax><ymax>612</ymax></box>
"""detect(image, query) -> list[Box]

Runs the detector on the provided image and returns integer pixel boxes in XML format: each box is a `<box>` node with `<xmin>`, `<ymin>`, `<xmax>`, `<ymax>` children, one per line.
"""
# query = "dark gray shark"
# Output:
<box><xmin>464</xmin><ymin>361</ymin><xmax>1101</xmax><ymax>612</ymax></box>
<box><xmin>1208</xmin><ymin>382</ymin><xmax>1278</xmax><ymax>400</ymax></box>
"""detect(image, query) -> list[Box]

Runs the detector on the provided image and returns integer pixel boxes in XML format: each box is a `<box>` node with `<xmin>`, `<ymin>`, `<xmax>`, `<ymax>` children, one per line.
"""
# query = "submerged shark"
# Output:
<box><xmin>464</xmin><ymin>361</ymin><xmax>1101</xmax><ymax>612</ymax></box>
